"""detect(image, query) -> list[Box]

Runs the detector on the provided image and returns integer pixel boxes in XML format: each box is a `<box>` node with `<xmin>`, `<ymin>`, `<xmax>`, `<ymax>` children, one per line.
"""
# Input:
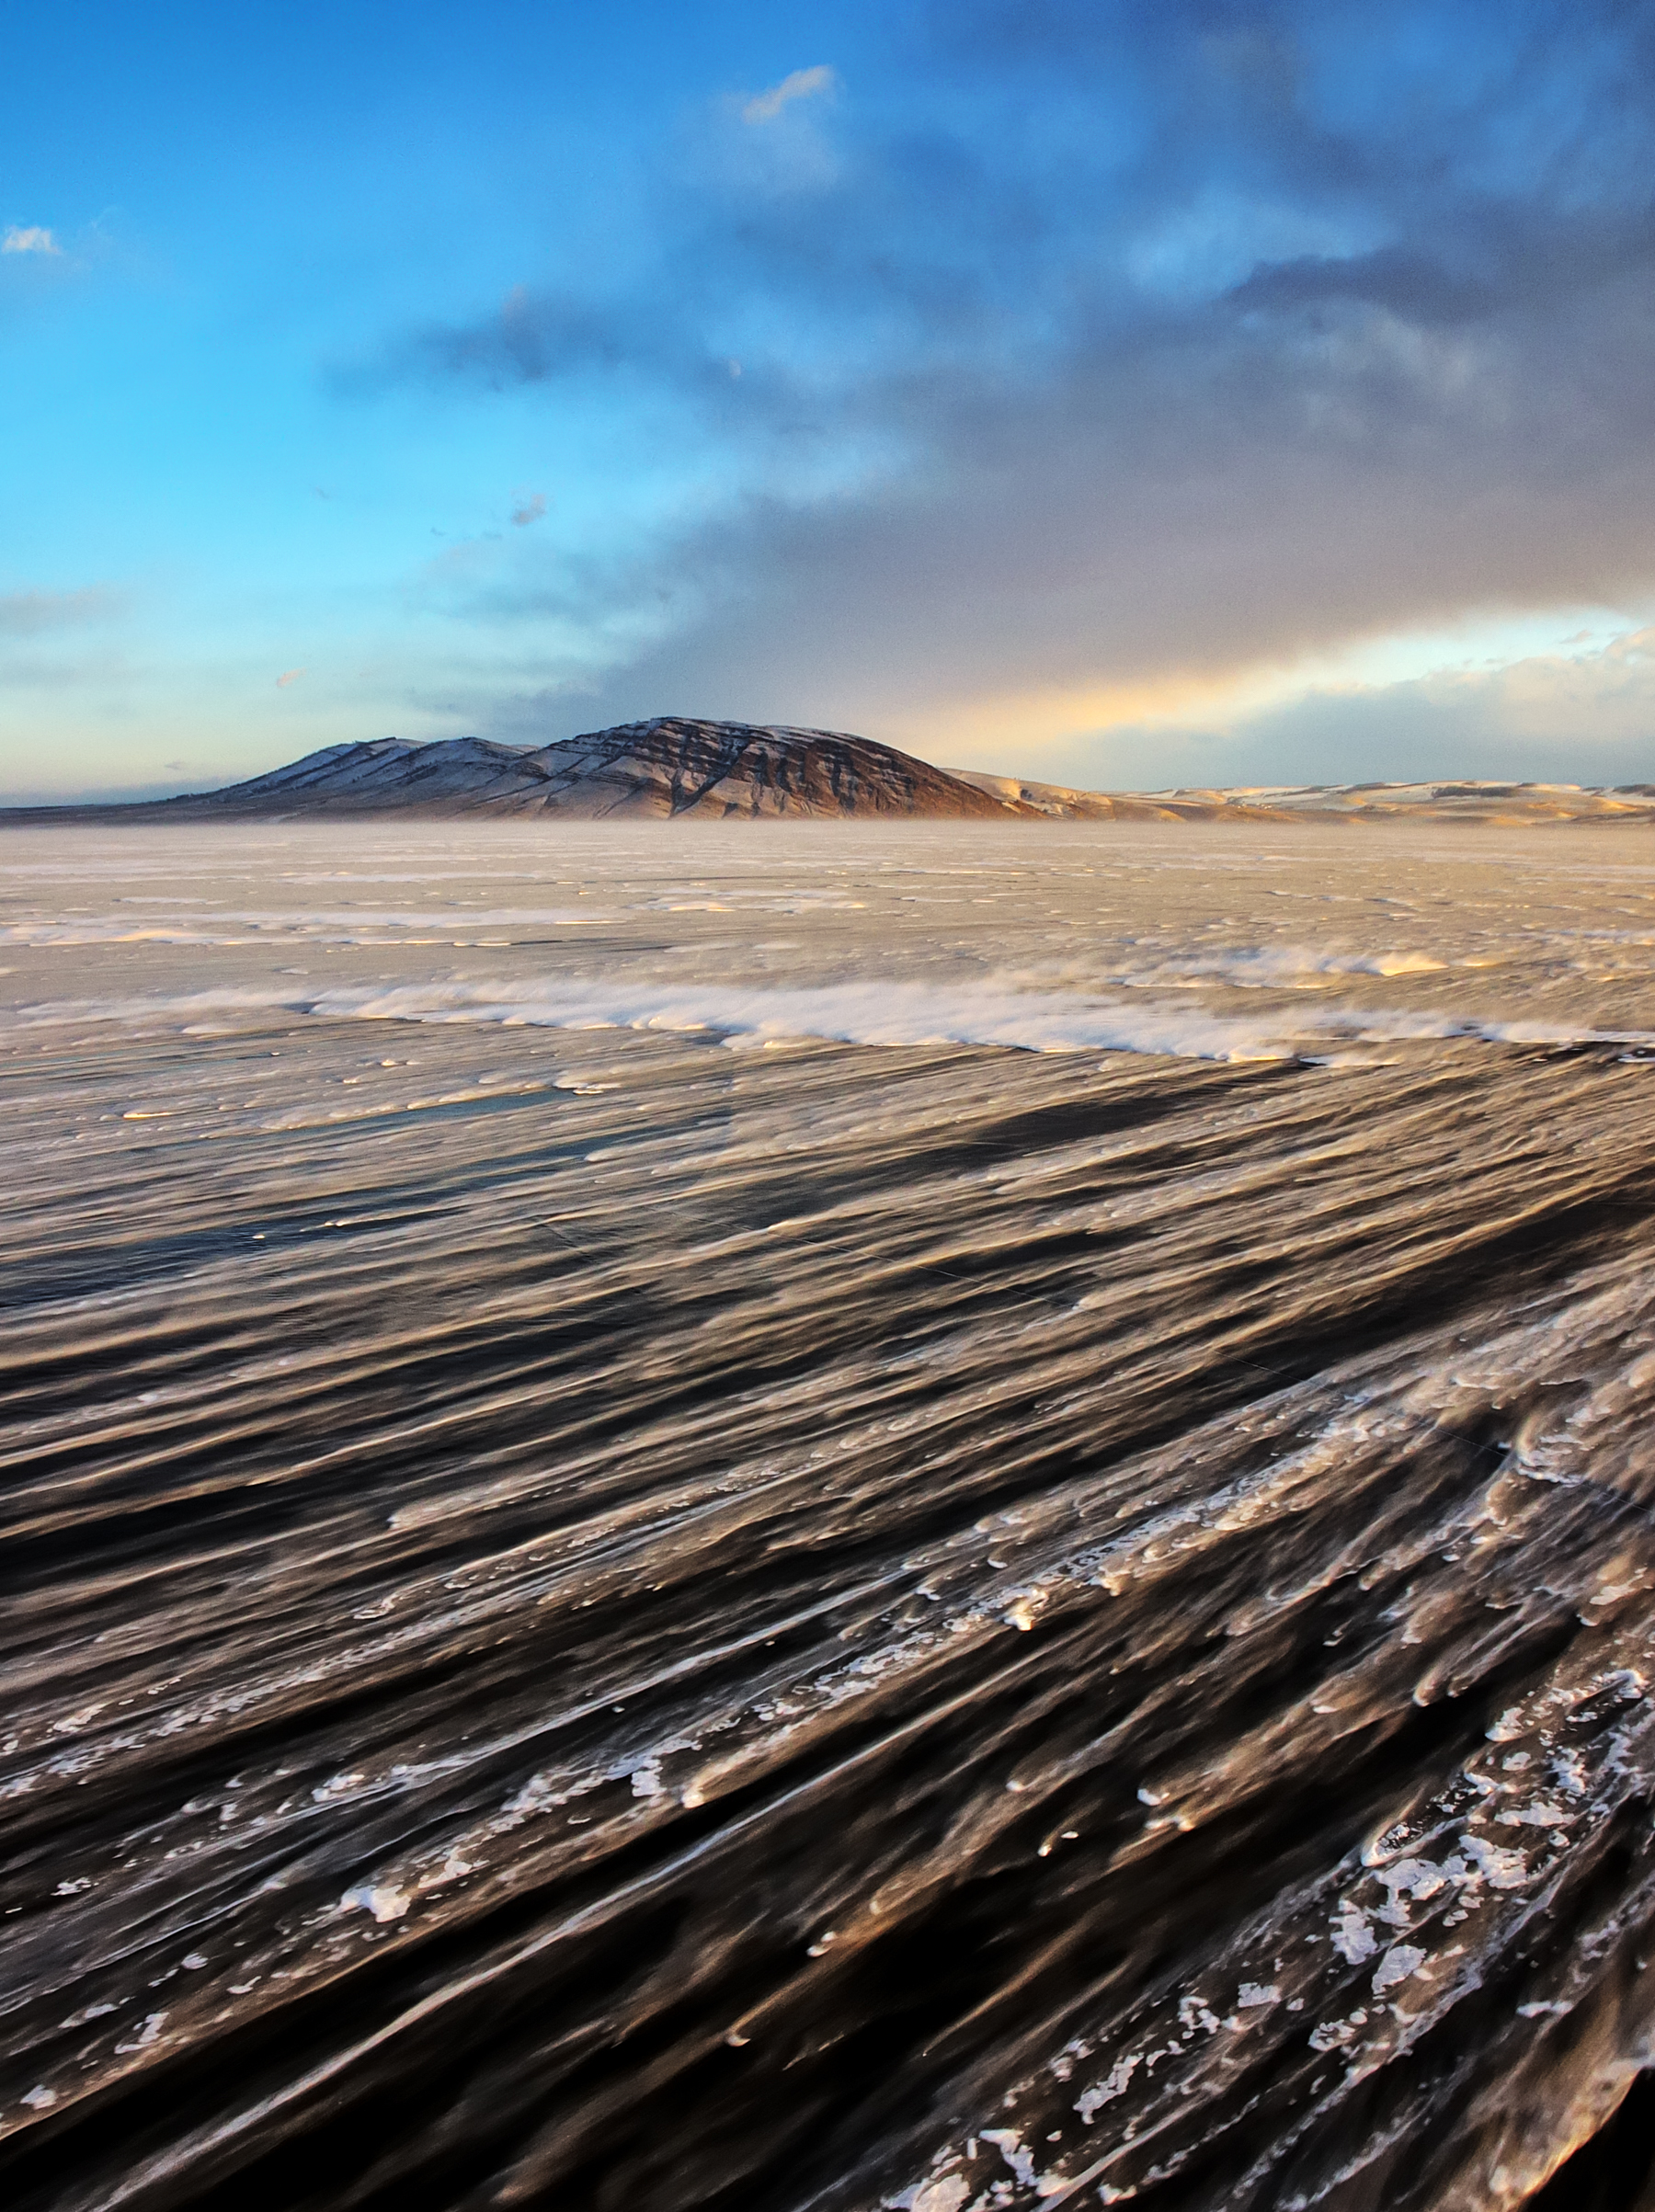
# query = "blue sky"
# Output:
<box><xmin>5</xmin><ymin>0</ymin><xmax>1655</xmax><ymax>798</ymax></box>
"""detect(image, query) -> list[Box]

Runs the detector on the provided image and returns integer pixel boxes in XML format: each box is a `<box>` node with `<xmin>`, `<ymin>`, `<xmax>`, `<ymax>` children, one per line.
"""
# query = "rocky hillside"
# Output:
<box><xmin>143</xmin><ymin>719</ymin><xmax>1027</xmax><ymax>821</ymax></box>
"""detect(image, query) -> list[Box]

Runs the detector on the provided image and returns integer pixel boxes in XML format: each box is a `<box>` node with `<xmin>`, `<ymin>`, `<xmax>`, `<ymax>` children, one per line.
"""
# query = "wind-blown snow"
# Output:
<box><xmin>8</xmin><ymin>972</ymin><xmax>1651</xmax><ymax>1066</ymax></box>
<box><xmin>6</xmin><ymin>815</ymin><xmax>1655</xmax><ymax>2212</ymax></box>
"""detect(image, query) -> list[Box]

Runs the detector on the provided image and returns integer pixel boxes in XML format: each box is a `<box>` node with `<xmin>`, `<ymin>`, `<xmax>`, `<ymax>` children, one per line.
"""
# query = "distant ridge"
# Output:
<box><xmin>953</xmin><ymin>770</ymin><xmax>1655</xmax><ymax>825</ymax></box>
<box><xmin>6</xmin><ymin>720</ymin><xmax>1655</xmax><ymax>824</ymax></box>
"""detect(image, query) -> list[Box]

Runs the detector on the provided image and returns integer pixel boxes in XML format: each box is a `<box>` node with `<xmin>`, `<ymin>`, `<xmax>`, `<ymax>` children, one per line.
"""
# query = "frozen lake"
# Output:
<box><xmin>6</xmin><ymin>819</ymin><xmax>1655</xmax><ymax>2211</ymax></box>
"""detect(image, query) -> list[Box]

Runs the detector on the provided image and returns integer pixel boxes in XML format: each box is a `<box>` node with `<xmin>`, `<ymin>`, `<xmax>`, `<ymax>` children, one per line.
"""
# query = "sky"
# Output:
<box><xmin>4</xmin><ymin>0</ymin><xmax>1655</xmax><ymax>800</ymax></box>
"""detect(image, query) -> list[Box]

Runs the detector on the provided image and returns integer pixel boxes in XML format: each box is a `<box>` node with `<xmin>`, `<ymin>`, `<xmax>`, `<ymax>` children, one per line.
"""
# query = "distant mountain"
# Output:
<box><xmin>6</xmin><ymin>720</ymin><xmax>1655</xmax><ymax>824</ymax></box>
<box><xmin>950</xmin><ymin>771</ymin><xmax>1308</xmax><ymax>822</ymax></box>
<box><xmin>953</xmin><ymin>770</ymin><xmax>1655</xmax><ymax>826</ymax></box>
<box><xmin>120</xmin><ymin>720</ymin><xmax>1025</xmax><ymax>822</ymax></box>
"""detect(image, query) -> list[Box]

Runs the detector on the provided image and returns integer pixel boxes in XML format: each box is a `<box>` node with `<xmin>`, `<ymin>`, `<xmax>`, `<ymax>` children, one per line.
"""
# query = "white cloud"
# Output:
<box><xmin>510</xmin><ymin>493</ymin><xmax>547</xmax><ymax>527</ymax></box>
<box><xmin>742</xmin><ymin>65</ymin><xmax>837</xmax><ymax>126</ymax></box>
<box><xmin>276</xmin><ymin>667</ymin><xmax>307</xmax><ymax>688</ymax></box>
<box><xmin>2</xmin><ymin>224</ymin><xmax>61</xmax><ymax>256</ymax></box>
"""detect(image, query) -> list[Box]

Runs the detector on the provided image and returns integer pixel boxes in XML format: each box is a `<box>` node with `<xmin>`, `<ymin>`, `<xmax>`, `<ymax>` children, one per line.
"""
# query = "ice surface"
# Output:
<box><xmin>6</xmin><ymin>818</ymin><xmax>1655</xmax><ymax>2211</ymax></box>
<box><xmin>5</xmin><ymin>817</ymin><xmax>1655</xmax><ymax>1064</ymax></box>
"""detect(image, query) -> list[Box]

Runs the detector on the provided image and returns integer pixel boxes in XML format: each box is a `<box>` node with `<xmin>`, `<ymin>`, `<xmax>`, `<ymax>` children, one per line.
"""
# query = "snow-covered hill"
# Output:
<box><xmin>158</xmin><ymin>719</ymin><xmax>1023</xmax><ymax>820</ymax></box>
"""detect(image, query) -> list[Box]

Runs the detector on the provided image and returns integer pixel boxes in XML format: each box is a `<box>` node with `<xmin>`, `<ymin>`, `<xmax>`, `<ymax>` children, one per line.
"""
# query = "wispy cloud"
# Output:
<box><xmin>742</xmin><ymin>64</ymin><xmax>837</xmax><ymax>126</ymax></box>
<box><xmin>0</xmin><ymin>586</ymin><xmax>123</xmax><ymax>635</ymax></box>
<box><xmin>275</xmin><ymin>667</ymin><xmax>306</xmax><ymax>688</ymax></box>
<box><xmin>510</xmin><ymin>492</ymin><xmax>547</xmax><ymax>527</ymax></box>
<box><xmin>2</xmin><ymin>224</ymin><xmax>61</xmax><ymax>256</ymax></box>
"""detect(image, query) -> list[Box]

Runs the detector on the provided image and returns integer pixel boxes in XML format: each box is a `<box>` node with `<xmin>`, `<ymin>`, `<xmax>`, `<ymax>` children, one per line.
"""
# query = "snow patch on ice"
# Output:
<box><xmin>980</xmin><ymin>2129</ymin><xmax>1038</xmax><ymax>2187</ymax></box>
<box><xmin>1460</xmin><ymin>1834</ymin><xmax>1529</xmax><ymax>1888</ymax></box>
<box><xmin>1372</xmin><ymin>1944</ymin><xmax>1427</xmax><ymax>1995</ymax></box>
<box><xmin>1077</xmin><ymin>2052</ymin><xmax>1142</xmax><ymax>2120</ymax></box>
<box><xmin>1331</xmin><ymin>1906</ymin><xmax>1378</xmax><ymax>1963</ymax></box>
<box><xmin>341</xmin><ymin>1883</ymin><xmax>411</xmax><ymax>1922</ymax></box>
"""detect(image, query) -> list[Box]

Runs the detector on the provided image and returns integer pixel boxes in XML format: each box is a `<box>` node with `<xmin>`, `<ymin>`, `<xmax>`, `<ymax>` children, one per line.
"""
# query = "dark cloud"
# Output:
<box><xmin>1227</xmin><ymin>247</ymin><xmax>1500</xmax><ymax>324</ymax></box>
<box><xmin>356</xmin><ymin>0</ymin><xmax>1655</xmax><ymax>767</ymax></box>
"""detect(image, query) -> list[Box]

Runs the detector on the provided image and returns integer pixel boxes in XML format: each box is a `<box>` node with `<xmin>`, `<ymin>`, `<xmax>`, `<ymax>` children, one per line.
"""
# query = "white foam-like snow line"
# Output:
<box><xmin>274</xmin><ymin>872</ymin><xmax>548</xmax><ymax>884</ymax></box>
<box><xmin>0</xmin><ymin>976</ymin><xmax>1288</xmax><ymax>1058</ymax></box>
<box><xmin>0</xmin><ymin>907</ymin><xmax>603</xmax><ymax>944</ymax></box>
<box><xmin>1340</xmin><ymin>1009</ymin><xmax>1655</xmax><ymax>1050</ymax></box>
<box><xmin>6</xmin><ymin>973</ymin><xmax>1653</xmax><ymax>1066</ymax></box>
<box><xmin>309</xmin><ymin>978</ymin><xmax>1305</xmax><ymax>1060</ymax></box>
<box><xmin>1137</xmin><ymin>944</ymin><xmax>1449</xmax><ymax>986</ymax></box>
<box><xmin>0</xmin><ymin>927</ymin><xmax>269</xmax><ymax>947</ymax></box>
<box><xmin>1</xmin><ymin>986</ymin><xmax>306</xmax><ymax>1032</ymax></box>
<box><xmin>231</xmin><ymin>907</ymin><xmax>602</xmax><ymax>928</ymax></box>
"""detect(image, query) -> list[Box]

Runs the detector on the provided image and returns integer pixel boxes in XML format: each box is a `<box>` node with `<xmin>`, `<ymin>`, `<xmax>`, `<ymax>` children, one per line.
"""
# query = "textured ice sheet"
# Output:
<box><xmin>6</xmin><ymin>820</ymin><xmax>1655</xmax><ymax>2212</ymax></box>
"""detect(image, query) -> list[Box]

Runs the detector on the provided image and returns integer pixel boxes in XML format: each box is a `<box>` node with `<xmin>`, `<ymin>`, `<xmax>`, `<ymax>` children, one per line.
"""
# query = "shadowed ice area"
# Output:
<box><xmin>7</xmin><ymin>820</ymin><xmax>1655</xmax><ymax>2210</ymax></box>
